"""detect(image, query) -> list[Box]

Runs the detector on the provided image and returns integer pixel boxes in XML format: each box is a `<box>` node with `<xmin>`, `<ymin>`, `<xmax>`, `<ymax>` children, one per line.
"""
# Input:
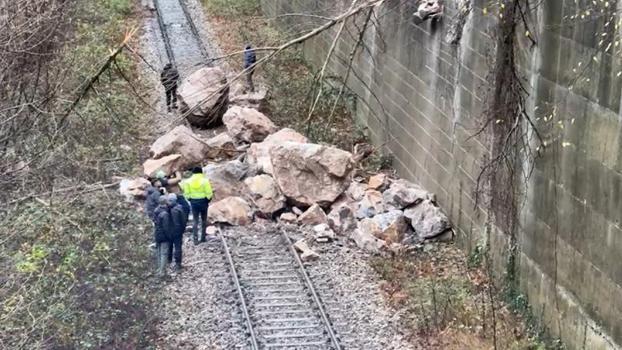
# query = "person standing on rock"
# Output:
<box><xmin>160</xmin><ymin>63</ymin><xmax>179</xmax><ymax>112</ymax></box>
<box><xmin>243</xmin><ymin>45</ymin><xmax>257</xmax><ymax>93</ymax></box>
<box><xmin>154</xmin><ymin>196</ymin><xmax>175</xmax><ymax>277</ymax></box>
<box><xmin>180</xmin><ymin>166</ymin><xmax>213</xmax><ymax>245</ymax></box>
<box><xmin>167</xmin><ymin>193</ymin><xmax>187</xmax><ymax>271</ymax></box>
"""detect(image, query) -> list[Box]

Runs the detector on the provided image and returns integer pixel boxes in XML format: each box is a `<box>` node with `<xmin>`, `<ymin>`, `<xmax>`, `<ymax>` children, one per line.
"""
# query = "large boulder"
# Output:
<box><xmin>244</xmin><ymin>175</ymin><xmax>285</xmax><ymax>215</ymax></box>
<box><xmin>178</xmin><ymin>67</ymin><xmax>229</xmax><ymax>128</ymax></box>
<box><xmin>355</xmin><ymin>190</ymin><xmax>386</xmax><ymax>219</ymax></box>
<box><xmin>119</xmin><ymin>177</ymin><xmax>151</xmax><ymax>200</ymax></box>
<box><xmin>143</xmin><ymin>154</ymin><xmax>182</xmax><ymax>177</ymax></box>
<box><xmin>404</xmin><ymin>200</ymin><xmax>451</xmax><ymax>239</ymax></box>
<box><xmin>383</xmin><ymin>179</ymin><xmax>434</xmax><ymax>209</ymax></box>
<box><xmin>205</xmin><ymin>132</ymin><xmax>238</xmax><ymax>159</ymax></box>
<box><xmin>150</xmin><ymin>125</ymin><xmax>209</xmax><ymax>168</ymax></box>
<box><xmin>208</xmin><ymin>196</ymin><xmax>252</xmax><ymax>226</ymax></box>
<box><xmin>270</xmin><ymin>142</ymin><xmax>355</xmax><ymax>207</ymax></box>
<box><xmin>297</xmin><ymin>203</ymin><xmax>328</xmax><ymax>226</ymax></box>
<box><xmin>247</xmin><ymin>128</ymin><xmax>308</xmax><ymax>175</ymax></box>
<box><xmin>223</xmin><ymin>106</ymin><xmax>277</xmax><ymax>143</ymax></box>
<box><xmin>203</xmin><ymin>159</ymin><xmax>250</xmax><ymax>201</ymax></box>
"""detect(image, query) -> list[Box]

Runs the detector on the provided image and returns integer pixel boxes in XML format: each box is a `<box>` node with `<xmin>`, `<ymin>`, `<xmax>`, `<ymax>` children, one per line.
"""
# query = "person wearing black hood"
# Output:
<box><xmin>167</xmin><ymin>193</ymin><xmax>187</xmax><ymax>271</ymax></box>
<box><xmin>144</xmin><ymin>185</ymin><xmax>161</xmax><ymax>221</ymax></box>
<box><xmin>243</xmin><ymin>45</ymin><xmax>256</xmax><ymax>92</ymax></box>
<box><xmin>160</xmin><ymin>63</ymin><xmax>180</xmax><ymax>112</ymax></box>
<box><xmin>153</xmin><ymin>196</ymin><xmax>175</xmax><ymax>277</ymax></box>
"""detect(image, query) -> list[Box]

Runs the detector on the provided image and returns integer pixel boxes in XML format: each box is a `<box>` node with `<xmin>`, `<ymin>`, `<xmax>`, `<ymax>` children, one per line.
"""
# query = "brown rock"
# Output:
<box><xmin>244</xmin><ymin>175</ymin><xmax>285</xmax><ymax>215</ymax></box>
<box><xmin>404</xmin><ymin>200</ymin><xmax>451</xmax><ymax>239</ymax></box>
<box><xmin>383</xmin><ymin>179</ymin><xmax>434</xmax><ymax>209</ymax></box>
<box><xmin>270</xmin><ymin>142</ymin><xmax>355</xmax><ymax>207</ymax></box>
<box><xmin>279</xmin><ymin>212</ymin><xmax>298</xmax><ymax>223</ymax></box>
<box><xmin>223</xmin><ymin>106</ymin><xmax>277</xmax><ymax>143</ymax></box>
<box><xmin>178</xmin><ymin>67</ymin><xmax>229</xmax><ymax>128</ymax></box>
<box><xmin>205</xmin><ymin>132</ymin><xmax>237</xmax><ymax>159</ymax></box>
<box><xmin>230</xmin><ymin>89</ymin><xmax>269</xmax><ymax>113</ymax></box>
<box><xmin>150</xmin><ymin>126</ymin><xmax>209</xmax><ymax>168</ymax></box>
<box><xmin>293</xmin><ymin>239</ymin><xmax>320</xmax><ymax>262</ymax></box>
<box><xmin>297</xmin><ymin>203</ymin><xmax>328</xmax><ymax>226</ymax></box>
<box><xmin>208</xmin><ymin>196</ymin><xmax>252</xmax><ymax>226</ymax></box>
<box><xmin>367</xmin><ymin>173</ymin><xmax>390</xmax><ymax>191</ymax></box>
<box><xmin>143</xmin><ymin>154</ymin><xmax>182</xmax><ymax>177</ymax></box>
<box><xmin>246</xmin><ymin>128</ymin><xmax>308</xmax><ymax>175</ymax></box>
<box><xmin>369</xmin><ymin>210</ymin><xmax>409</xmax><ymax>244</ymax></box>
<box><xmin>355</xmin><ymin>190</ymin><xmax>386</xmax><ymax>219</ymax></box>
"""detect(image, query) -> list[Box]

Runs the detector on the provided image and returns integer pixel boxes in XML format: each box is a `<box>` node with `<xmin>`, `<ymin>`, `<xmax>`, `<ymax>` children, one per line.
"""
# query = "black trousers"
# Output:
<box><xmin>165</xmin><ymin>85</ymin><xmax>177</xmax><ymax>107</ymax></box>
<box><xmin>189</xmin><ymin>198</ymin><xmax>209</xmax><ymax>241</ymax></box>
<box><xmin>167</xmin><ymin>235</ymin><xmax>182</xmax><ymax>264</ymax></box>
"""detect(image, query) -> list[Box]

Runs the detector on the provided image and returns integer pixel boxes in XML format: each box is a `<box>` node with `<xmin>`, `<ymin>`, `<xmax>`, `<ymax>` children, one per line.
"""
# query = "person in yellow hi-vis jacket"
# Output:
<box><xmin>180</xmin><ymin>167</ymin><xmax>213</xmax><ymax>245</ymax></box>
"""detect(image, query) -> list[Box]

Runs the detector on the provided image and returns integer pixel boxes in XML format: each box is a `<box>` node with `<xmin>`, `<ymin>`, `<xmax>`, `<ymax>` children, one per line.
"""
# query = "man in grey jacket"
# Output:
<box><xmin>153</xmin><ymin>196</ymin><xmax>175</xmax><ymax>277</ymax></box>
<box><xmin>167</xmin><ymin>193</ymin><xmax>188</xmax><ymax>271</ymax></box>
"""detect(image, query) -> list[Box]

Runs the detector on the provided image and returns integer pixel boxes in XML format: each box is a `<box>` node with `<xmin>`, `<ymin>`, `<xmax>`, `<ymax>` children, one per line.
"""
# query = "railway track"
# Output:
<box><xmin>152</xmin><ymin>0</ymin><xmax>210</xmax><ymax>68</ymax></box>
<box><xmin>210</xmin><ymin>226</ymin><xmax>344</xmax><ymax>350</ymax></box>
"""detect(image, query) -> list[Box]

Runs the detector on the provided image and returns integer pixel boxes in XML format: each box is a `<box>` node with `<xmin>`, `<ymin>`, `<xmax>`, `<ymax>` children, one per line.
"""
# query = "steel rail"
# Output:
<box><xmin>280</xmin><ymin>229</ymin><xmax>342</xmax><ymax>350</ymax></box>
<box><xmin>217</xmin><ymin>226</ymin><xmax>259</xmax><ymax>350</ymax></box>
<box><xmin>151</xmin><ymin>0</ymin><xmax>176</xmax><ymax>64</ymax></box>
<box><xmin>178</xmin><ymin>0</ymin><xmax>211</xmax><ymax>62</ymax></box>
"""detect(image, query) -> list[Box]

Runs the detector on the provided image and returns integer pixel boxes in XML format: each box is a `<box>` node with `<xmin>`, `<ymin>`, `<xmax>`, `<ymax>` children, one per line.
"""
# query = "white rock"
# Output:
<box><xmin>293</xmin><ymin>239</ymin><xmax>320</xmax><ymax>261</ymax></box>
<box><xmin>351</xmin><ymin>228</ymin><xmax>386</xmax><ymax>254</ymax></box>
<box><xmin>355</xmin><ymin>190</ymin><xmax>386</xmax><ymax>219</ymax></box>
<box><xmin>279</xmin><ymin>212</ymin><xmax>298</xmax><ymax>223</ymax></box>
<box><xmin>404</xmin><ymin>200</ymin><xmax>451</xmax><ymax>239</ymax></box>
<box><xmin>382</xmin><ymin>179</ymin><xmax>434</xmax><ymax>209</ymax></box>
<box><xmin>327</xmin><ymin>200</ymin><xmax>357</xmax><ymax>235</ymax></box>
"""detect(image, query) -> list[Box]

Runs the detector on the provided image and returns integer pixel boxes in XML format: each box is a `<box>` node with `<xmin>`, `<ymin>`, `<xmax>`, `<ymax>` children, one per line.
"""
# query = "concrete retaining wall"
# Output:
<box><xmin>259</xmin><ymin>1</ymin><xmax>622</xmax><ymax>348</ymax></box>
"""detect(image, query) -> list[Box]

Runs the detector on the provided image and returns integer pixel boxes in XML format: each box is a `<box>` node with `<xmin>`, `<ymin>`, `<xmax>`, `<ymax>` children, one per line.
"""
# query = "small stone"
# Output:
<box><xmin>313</xmin><ymin>223</ymin><xmax>336</xmax><ymax>243</ymax></box>
<box><xmin>279</xmin><ymin>212</ymin><xmax>297</xmax><ymax>223</ymax></box>
<box><xmin>367</xmin><ymin>173</ymin><xmax>390</xmax><ymax>191</ymax></box>
<box><xmin>293</xmin><ymin>239</ymin><xmax>320</xmax><ymax>261</ymax></box>
<box><xmin>298</xmin><ymin>204</ymin><xmax>328</xmax><ymax>226</ymax></box>
<box><xmin>292</xmin><ymin>207</ymin><xmax>304</xmax><ymax>216</ymax></box>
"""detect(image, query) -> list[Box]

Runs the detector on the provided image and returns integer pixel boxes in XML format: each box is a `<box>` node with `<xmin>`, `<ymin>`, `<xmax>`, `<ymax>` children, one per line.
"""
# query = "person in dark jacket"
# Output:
<box><xmin>167</xmin><ymin>194</ymin><xmax>187</xmax><ymax>271</ymax></box>
<box><xmin>160</xmin><ymin>63</ymin><xmax>180</xmax><ymax>112</ymax></box>
<box><xmin>243</xmin><ymin>45</ymin><xmax>257</xmax><ymax>92</ymax></box>
<box><xmin>144</xmin><ymin>185</ymin><xmax>161</xmax><ymax>221</ymax></box>
<box><xmin>154</xmin><ymin>196</ymin><xmax>175</xmax><ymax>277</ymax></box>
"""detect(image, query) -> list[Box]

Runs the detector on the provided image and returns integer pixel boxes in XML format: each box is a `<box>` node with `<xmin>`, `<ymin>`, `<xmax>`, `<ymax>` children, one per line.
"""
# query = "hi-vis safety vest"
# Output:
<box><xmin>181</xmin><ymin>174</ymin><xmax>213</xmax><ymax>200</ymax></box>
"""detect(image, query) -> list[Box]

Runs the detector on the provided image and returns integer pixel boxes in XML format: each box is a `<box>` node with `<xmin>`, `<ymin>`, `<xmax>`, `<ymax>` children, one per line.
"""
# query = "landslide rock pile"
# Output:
<box><xmin>129</xmin><ymin>81</ymin><xmax>453</xmax><ymax>256</ymax></box>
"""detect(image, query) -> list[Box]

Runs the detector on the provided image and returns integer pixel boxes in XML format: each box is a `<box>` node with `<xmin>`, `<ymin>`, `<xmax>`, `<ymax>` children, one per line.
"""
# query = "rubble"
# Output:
<box><xmin>246</xmin><ymin>128</ymin><xmax>308</xmax><ymax>175</ymax></box>
<box><xmin>297</xmin><ymin>203</ymin><xmax>328</xmax><ymax>226</ymax></box>
<box><xmin>143</xmin><ymin>154</ymin><xmax>182</xmax><ymax>177</ymax></box>
<box><xmin>404</xmin><ymin>199</ymin><xmax>452</xmax><ymax>240</ymax></box>
<box><xmin>178</xmin><ymin>67</ymin><xmax>229</xmax><ymax>128</ymax></box>
<box><xmin>230</xmin><ymin>89</ymin><xmax>269</xmax><ymax>112</ymax></box>
<box><xmin>293</xmin><ymin>239</ymin><xmax>320</xmax><ymax>261</ymax></box>
<box><xmin>351</xmin><ymin>227</ymin><xmax>387</xmax><ymax>254</ymax></box>
<box><xmin>355</xmin><ymin>190</ymin><xmax>386</xmax><ymax>219</ymax></box>
<box><xmin>279</xmin><ymin>212</ymin><xmax>298</xmax><ymax>223</ymax></box>
<box><xmin>205</xmin><ymin>132</ymin><xmax>237</xmax><ymax>159</ymax></box>
<box><xmin>244</xmin><ymin>174</ymin><xmax>286</xmax><ymax>215</ymax></box>
<box><xmin>223</xmin><ymin>106</ymin><xmax>277</xmax><ymax>143</ymax></box>
<box><xmin>382</xmin><ymin>179</ymin><xmax>434</xmax><ymax>209</ymax></box>
<box><xmin>208</xmin><ymin>196</ymin><xmax>252</xmax><ymax>226</ymax></box>
<box><xmin>327</xmin><ymin>200</ymin><xmax>357</xmax><ymax>235</ymax></box>
<box><xmin>312</xmin><ymin>223</ymin><xmax>336</xmax><ymax>243</ymax></box>
<box><xmin>150</xmin><ymin>125</ymin><xmax>209</xmax><ymax>168</ymax></box>
<box><xmin>367</xmin><ymin>173</ymin><xmax>390</xmax><ymax>191</ymax></box>
<box><xmin>270</xmin><ymin>142</ymin><xmax>355</xmax><ymax>207</ymax></box>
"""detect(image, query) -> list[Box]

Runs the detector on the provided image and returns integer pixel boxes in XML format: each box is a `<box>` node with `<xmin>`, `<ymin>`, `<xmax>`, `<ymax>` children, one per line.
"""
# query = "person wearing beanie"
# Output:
<box><xmin>180</xmin><ymin>166</ymin><xmax>213</xmax><ymax>245</ymax></box>
<box><xmin>243</xmin><ymin>45</ymin><xmax>257</xmax><ymax>92</ymax></box>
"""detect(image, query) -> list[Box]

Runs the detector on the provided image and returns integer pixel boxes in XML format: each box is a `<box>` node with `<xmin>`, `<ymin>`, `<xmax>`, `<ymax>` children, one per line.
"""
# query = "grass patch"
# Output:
<box><xmin>0</xmin><ymin>0</ymin><xmax>155</xmax><ymax>348</ymax></box>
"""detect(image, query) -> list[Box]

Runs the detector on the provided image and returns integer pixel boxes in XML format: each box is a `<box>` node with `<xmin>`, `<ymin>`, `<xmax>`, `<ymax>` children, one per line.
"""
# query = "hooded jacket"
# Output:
<box><xmin>160</xmin><ymin>64</ymin><xmax>179</xmax><ymax>89</ymax></box>
<box><xmin>144</xmin><ymin>186</ymin><xmax>161</xmax><ymax>221</ymax></box>
<box><xmin>154</xmin><ymin>204</ymin><xmax>175</xmax><ymax>243</ymax></box>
